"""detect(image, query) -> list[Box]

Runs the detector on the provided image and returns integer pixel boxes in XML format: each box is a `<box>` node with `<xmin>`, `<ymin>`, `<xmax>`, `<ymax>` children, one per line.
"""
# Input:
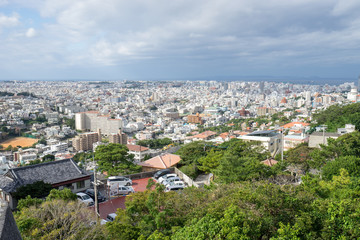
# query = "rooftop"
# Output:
<box><xmin>0</xmin><ymin>158</ymin><xmax>90</xmax><ymax>192</ymax></box>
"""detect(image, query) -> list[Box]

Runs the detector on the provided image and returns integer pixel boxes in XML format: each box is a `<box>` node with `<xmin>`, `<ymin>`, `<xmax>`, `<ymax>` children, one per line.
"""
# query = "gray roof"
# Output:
<box><xmin>0</xmin><ymin>159</ymin><xmax>90</xmax><ymax>193</ymax></box>
<box><xmin>0</xmin><ymin>176</ymin><xmax>17</xmax><ymax>193</ymax></box>
<box><xmin>247</xmin><ymin>130</ymin><xmax>278</xmax><ymax>137</ymax></box>
<box><xmin>0</xmin><ymin>200</ymin><xmax>22</xmax><ymax>240</ymax></box>
<box><xmin>310</xmin><ymin>132</ymin><xmax>340</xmax><ymax>137</ymax></box>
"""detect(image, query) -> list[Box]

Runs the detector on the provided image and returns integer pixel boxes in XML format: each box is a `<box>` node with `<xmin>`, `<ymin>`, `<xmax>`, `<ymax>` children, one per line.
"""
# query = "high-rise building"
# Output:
<box><xmin>259</xmin><ymin>82</ymin><xmax>265</xmax><ymax>92</ymax></box>
<box><xmin>187</xmin><ymin>113</ymin><xmax>204</xmax><ymax>124</ymax></box>
<box><xmin>72</xmin><ymin>129</ymin><xmax>101</xmax><ymax>151</ymax></box>
<box><xmin>305</xmin><ymin>91</ymin><xmax>311</xmax><ymax>106</ymax></box>
<box><xmin>75</xmin><ymin>111</ymin><xmax>123</xmax><ymax>135</ymax></box>
<box><xmin>109</xmin><ymin>129</ymin><xmax>128</xmax><ymax>144</ymax></box>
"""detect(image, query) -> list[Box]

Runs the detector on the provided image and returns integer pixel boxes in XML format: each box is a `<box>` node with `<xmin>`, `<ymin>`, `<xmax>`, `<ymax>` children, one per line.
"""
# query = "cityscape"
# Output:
<box><xmin>1</xmin><ymin>0</ymin><xmax>360</xmax><ymax>239</ymax></box>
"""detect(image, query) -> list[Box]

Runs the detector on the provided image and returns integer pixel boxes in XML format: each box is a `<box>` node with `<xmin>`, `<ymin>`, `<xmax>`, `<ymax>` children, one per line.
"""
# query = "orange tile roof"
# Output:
<box><xmin>281</xmin><ymin>122</ymin><xmax>310</xmax><ymax>129</ymax></box>
<box><xmin>126</xmin><ymin>144</ymin><xmax>149</xmax><ymax>152</ymax></box>
<box><xmin>138</xmin><ymin>154</ymin><xmax>181</xmax><ymax>169</ymax></box>
<box><xmin>261</xmin><ymin>159</ymin><xmax>278</xmax><ymax>167</ymax></box>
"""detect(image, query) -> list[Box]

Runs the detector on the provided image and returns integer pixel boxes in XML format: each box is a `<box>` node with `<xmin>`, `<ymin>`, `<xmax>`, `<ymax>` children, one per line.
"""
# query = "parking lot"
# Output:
<box><xmin>90</xmin><ymin>177</ymin><xmax>156</xmax><ymax>219</ymax></box>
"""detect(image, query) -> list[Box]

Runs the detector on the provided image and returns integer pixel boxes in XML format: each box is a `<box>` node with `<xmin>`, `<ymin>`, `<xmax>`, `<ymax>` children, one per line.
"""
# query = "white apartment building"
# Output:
<box><xmin>238</xmin><ymin>130</ymin><xmax>282</xmax><ymax>157</ymax></box>
<box><xmin>50</xmin><ymin>142</ymin><xmax>68</xmax><ymax>152</ymax></box>
<box><xmin>75</xmin><ymin>111</ymin><xmax>123</xmax><ymax>135</ymax></box>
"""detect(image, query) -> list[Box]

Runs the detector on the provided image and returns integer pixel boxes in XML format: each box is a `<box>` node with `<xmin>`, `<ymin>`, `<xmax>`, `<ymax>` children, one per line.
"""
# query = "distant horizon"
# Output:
<box><xmin>0</xmin><ymin>75</ymin><xmax>358</xmax><ymax>86</ymax></box>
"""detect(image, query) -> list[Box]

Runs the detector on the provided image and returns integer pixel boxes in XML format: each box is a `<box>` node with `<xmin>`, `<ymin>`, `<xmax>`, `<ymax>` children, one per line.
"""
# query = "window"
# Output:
<box><xmin>76</xmin><ymin>180</ymin><xmax>85</xmax><ymax>189</ymax></box>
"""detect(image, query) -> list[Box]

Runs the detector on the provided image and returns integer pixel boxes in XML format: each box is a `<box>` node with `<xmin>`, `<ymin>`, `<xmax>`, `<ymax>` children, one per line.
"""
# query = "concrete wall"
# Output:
<box><xmin>0</xmin><ymin>201</ymin><xmax>22</xmax><ymax>240</ymax></box>
<box><xmin>174</xmin><ymin>168</ymin><xmax>200</xmax><ymax>188</ymax></box>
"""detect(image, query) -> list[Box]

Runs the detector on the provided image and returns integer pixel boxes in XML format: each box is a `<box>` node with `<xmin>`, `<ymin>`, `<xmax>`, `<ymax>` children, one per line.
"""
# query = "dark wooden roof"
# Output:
<box><xmin>0</xmin><ymin>158</ymin><xmax>90</xmax><ymax>193</ymax></box>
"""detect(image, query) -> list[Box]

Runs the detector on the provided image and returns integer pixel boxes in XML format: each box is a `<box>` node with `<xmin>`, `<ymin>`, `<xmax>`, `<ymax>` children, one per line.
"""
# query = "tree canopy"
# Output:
<box><xmin>95</xmin><ymin>143</ymin><xmax>141</xmax><ymax>175</ymax></box>
<box><xmin>312</xmin><ymin>102</ymin><xmax>360</xmax><ymax>131</ymax></box>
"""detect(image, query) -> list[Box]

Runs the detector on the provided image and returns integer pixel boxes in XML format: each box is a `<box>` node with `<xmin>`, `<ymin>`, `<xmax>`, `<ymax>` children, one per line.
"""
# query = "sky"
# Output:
<box><xmin>1</xmin><ymin>0</ymin><xmax>360</xmax><ymax>81</ymax></box>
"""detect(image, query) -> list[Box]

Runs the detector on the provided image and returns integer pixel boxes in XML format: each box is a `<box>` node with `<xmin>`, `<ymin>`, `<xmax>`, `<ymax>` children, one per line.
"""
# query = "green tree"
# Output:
<box><xmin>17</xmin><ymin>195</ymin><xmax>43</xmax><ymax>211</ymax></box>
<box><xmin>63</xmin><ymin>117</ymin><xmax>75</xmax><ymax>129</ymax></box>
<box><xmin>15</xmin><ymin>199</ymin><xmax>106</xmax><ymax>239</ymax></box>
<box><xmin>322</xmin><ymin>156</ymin><xmax>360</xmax><ymax>180</ymax></box>
<box><xmin>42</xmin><ymin>154</ymin><xmax>55</xmax><ymax>161</ymax></box>
<box><xmin>13</xmin><ymin>181</ymin><xmax>52</xmax><ymax>200</ymax></box>
<box><xmin>198</xmin><ymin>149</ymin><xmax>224</xmax><ymax>173</ymax></box>
<box><xmin>46</xmin><ymin>188</ymin><xmax>77</xmax><ymax>201</ymax></box>
<box><xmin>95</xmin><ymin>143</ymin><xmax>141</xmax><ymax>175</ymax></box>
<box><xmin>176</xmin><ymin>141</ymin><xmax>207</xmax><ymax>166</ymax></box>
<box><xmin>5</xmin><ymin>145</ymin><xmax>13</xmax><ymax>151</ymax></box>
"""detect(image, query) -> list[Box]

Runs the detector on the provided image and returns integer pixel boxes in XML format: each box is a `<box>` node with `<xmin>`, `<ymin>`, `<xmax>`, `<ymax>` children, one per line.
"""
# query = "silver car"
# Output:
<box><xmin>162</xmin><ymin>177</ymin><xmax>181</xmax><ymax>186</ymax></box>
<box><xmin>118</xmin><ymin>186</ymin><xmax>135</xmax><ymax>195</ymax></box>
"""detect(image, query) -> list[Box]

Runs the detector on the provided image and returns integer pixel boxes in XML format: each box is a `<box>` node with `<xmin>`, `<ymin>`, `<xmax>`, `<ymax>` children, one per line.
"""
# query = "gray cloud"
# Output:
<box><xmin>1</xmin><ymin>0</ymin><xmax>360</xmax><ymax>79</ymax></box>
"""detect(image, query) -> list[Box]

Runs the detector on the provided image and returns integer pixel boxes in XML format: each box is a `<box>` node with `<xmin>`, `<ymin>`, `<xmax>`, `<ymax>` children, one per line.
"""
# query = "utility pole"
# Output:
<box><xmin>322</xmin><ymin>125</ymin><xmax>327</xmax><ymax>145</ymax></box>
<box><xmin>93</xmin><ymin>153</ymin><xmax>99</xmax><ymax>218</ymax></box>
<box><xmin>281</xmin><ymin>127</ymin><xmax>284</xmax><ymax>162</ymax></box>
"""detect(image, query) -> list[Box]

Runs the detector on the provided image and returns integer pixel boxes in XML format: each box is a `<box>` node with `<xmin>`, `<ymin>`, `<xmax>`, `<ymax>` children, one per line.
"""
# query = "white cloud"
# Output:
<box><xmin>0</xmin><ymin>13</ymin><xmax>19</xmax><ymax>28</ymax></box>
<box><xmin>2</xmin><ymin>0</ymin><xmax>360</xmax><ymax>78</ymax></box>
<box><xmin>25</xmin><ymin>28</ymin><xmax>36</xmax><ymax>38</ymax></box>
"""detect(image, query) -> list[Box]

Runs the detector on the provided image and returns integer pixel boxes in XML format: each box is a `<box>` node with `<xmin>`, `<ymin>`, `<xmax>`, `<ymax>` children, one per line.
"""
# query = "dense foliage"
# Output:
<box><xmin>176</xmin><ymin>139</ymin><xmax>271</xmax><ymax>180</ymax></box>
<box><xmin>312</xmin><ymin>102</ymin><xmax>360</xmax><ymax>131</ymax></box>
<box><xmin>13</xmin><ymin>181</ymin><xmax>52</xmax><ymax>200</ymax></box>
<box><xmin>137</xmin><ymin>138</ymin><xmax>172</xmax><ymax>149</ymax></box>
<box><xmin>95</xmin><ymin>143</ymin><xmax>141</xmax><ymax>175</ymax></box>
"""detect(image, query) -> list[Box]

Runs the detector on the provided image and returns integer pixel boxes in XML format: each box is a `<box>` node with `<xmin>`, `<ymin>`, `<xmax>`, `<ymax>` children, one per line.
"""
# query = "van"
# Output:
<box><xmin>107</xmin><ymin>176</ymin><xmax>132</xmax><ymax>187</ymax></box>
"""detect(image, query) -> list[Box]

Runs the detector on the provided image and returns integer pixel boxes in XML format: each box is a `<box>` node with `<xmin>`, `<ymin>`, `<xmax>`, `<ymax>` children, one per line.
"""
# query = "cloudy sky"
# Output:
<box><xmin>1</xmin><ymin>0</ymin><xmax>360</xmax><ymax>81</ymax></box>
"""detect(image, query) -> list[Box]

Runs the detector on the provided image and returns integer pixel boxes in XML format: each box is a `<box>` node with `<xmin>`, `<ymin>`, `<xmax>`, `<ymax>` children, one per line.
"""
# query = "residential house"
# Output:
<box><xmin>138</xmin><ymin>153</ymin><xmax>181</xmax><ymax>172</ymax></box>
<box><xmin>0</xmin><ymin>158</ymin><xmax>91</xmax><ymax>209</ymax></box>
<box><xmin>126</xmin><ymin>144</ymin><xmax>150</xmax><ymax>163</ymax></box>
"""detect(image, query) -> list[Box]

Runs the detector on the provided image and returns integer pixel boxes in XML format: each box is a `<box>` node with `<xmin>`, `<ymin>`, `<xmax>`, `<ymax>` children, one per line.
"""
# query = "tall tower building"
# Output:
<box><xmin>358</xmin><ymin>75</ymin><xmax>360</xmax><ymax>91</ymax></box>
<box><xmin>305</xmin><ymin>91</ymin><xmax>311</xmax><ymax>107</ymax></box>
<box><xmin>259</xmin><ymin>82</ymin><xmax>265</xmax><ymax>93</ymax></box>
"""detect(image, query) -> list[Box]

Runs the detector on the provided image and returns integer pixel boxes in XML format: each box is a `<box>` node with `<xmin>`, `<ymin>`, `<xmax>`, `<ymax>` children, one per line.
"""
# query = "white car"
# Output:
<box><xmin>165</xmin><ymin>185</ymin><xmax>185</xmax><ymax>192</ymax></box>
<box><xmin>162</xmin><ymin>177</ymin><xmax>182</xmax><ymax>186</ymax></box>
<box><xmin>166</xmin><ymin>180</ymin><xmax>185</xmax><ymax>188</ymax></box>
<box><xmin>76</xmin><ymin>192</ymin><xmax>94</xmax><ymax>206</ymax></box>
<box><xmin>100</xmin><ymin>219</ymin><xmax>108</xmax><ymax>225</ymax></box>
<box><xmin>106</xmin><ymin>213</ymin><xmax>117</xmax><ymax>222</ymax></box>
<box><xmin>107</xmin><ymin>176</ymin><xmax>132</xmax><ymax>187</ymax></box>
<box><xmin>158</xmin><ymin>174</ymin><xmax>177</xmax><ymax>184</ymax></box>
<box><xmin>118</xmin><ymin>186</ymin><xmax>135</xmax><ymax>195</ymax></box>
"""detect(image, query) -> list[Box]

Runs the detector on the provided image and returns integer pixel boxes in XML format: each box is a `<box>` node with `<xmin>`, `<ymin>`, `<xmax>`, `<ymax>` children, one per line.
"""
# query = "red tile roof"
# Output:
<box><xmin>261</xmin><ymin>159</ymin><xmax>278</xmax><ymax>167</ymax></box>
<box><xmin>126</xmin><ymin>144</ymin><xmax>149</xmax><ymax>152</ymax></box>
<box><xmin>138</xmin><ymin>154</ymin><xmax>181</xmax><ymax>169</ymax></box>
<box><xmin>281</xmin><ymin>122</ymin><xmax>310</xmax><ymax>129</ymax></box>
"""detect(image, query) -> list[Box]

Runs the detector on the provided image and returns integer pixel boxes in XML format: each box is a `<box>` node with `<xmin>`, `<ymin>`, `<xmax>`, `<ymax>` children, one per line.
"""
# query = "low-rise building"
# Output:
<box><xmin>0</xmin><ymin>158</ymin><xmax>91</xmax><ymax>210</ymax></box>
<box><xmin>239</xmin><ymin>130</ymin><xmax>282</xmax><ymax>156</ymax></box>
<box><xmin>308</xmin><ymin>132</ymin><xmax>340</xmax><ymax>148</ymax></box>
<box><xmin>138</xmin><ymin>153</ymin><xmax>181</xmax><ymax>172</ymax></box>
<box><xmin>126</xmin><ymin>144</ymin><xmax>150</xmax><ymax>162</ymax></box>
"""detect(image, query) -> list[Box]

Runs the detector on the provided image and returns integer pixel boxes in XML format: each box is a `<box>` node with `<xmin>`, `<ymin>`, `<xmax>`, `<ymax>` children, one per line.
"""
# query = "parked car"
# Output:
<box><xmin>84</xmin><ymin>189</ymin><xmax>106</xmax><ymax>203</ymax></box>
<box><xmin>158</xmin><ymin>173</ymin><xmax>177</xmax><ymax>184</ymax></box>
<box><xmin>107</xmin><ymin>176</ymin><xmax>132</xmax><ymax>187</ymax></box>
<box><xmin>166</xmin><ymin>180</ymin><xmax>185</xmax><ymax>188</ymax></box>
<box><xmin>76</xmin><ymin>192</ymin><xmax>94</xmax><ymax>206</ymax></box>
<box><xmin>162</xmin><ymin>177</ymin><xmax>182</xmax><ymax>186</ymax></box>
<box><xmin>106</xmin><ymin>213</ymin><xmax>117</xmax><ymax>222</ymax></box>
<box><xmin>165</xmin><ymin>185</ymin><xmax>185</xmax><ymax>192</ymax></box>
<box><xmin>118</xmin><ymin>186</ymin><xmax>135</xmax><ymax>195</ymax></box>
<box><xmin>154</xmin><ymin>169</ymin><xmax>171</xmax><ymax>180</ymax></box>
<box><xmin>100</xmin><ymin>219</ymin><xmax>108</xmax><ymax>225</ymax></box>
